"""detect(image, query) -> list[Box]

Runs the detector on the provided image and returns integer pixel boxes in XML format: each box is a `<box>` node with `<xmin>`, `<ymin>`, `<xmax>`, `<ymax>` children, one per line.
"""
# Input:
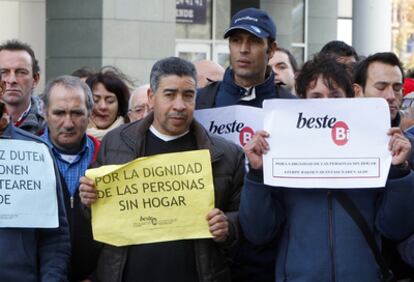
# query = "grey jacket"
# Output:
<box><xmin>92</xmin><ymin>113</ymin><xmax>245</xmax><ymax>282</ymax></box>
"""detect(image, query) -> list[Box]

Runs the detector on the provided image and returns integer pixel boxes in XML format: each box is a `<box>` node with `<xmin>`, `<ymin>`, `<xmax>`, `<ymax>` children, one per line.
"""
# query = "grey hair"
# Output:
<box><xmin>128</xmin><ymin>84</ymin><xmax>149</xmax><ymax>110</ymax></box>
<box><xmin>42</xmin><ymin>75</ymin><xmax>94</xmax><ymax>115</ymax></box>
<box><xmin>149</xmin><ymin>57</ymin><xmax>197</xmax><ymax>93</ymax></box>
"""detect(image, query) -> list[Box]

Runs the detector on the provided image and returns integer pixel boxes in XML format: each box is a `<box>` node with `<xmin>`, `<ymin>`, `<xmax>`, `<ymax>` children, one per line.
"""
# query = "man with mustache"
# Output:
<box><xmin>79</xmin><ymin>57</ymin><xmax>244</xmax><ymax>282</ymax></box>
<box><xmin>41</xmin><ymin>75</ymin><xmax>100</xmax><ymax>281</ymax></box>
<box><xmin>0</xmin><ymin>40</ymin><xmax>45</xmax><ymax>135</ymax></box>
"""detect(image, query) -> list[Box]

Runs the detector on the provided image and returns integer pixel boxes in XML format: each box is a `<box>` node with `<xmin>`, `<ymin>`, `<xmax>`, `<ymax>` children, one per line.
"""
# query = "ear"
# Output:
<box><xmin>32</xmin><ymin>73</ymin><xmax>40</xmax><ymax>89</ymax></box>
<box><xmin>146</xmin><ymin>87</ymin><xmax>153</xmax><ymax>111</ymax></box>
<box><xmin>353</xmin><ymin>83</ymin><xmax>364</xmax><ymax>97</ymax></box>
<box><xmin>43</xmin><ymin>106</ymin><xmax>48</xmax><ymax>122</ymax></box>
<box><xmin>148</xmin><ymin>87</ymin><xmax>155</xmax><ymax>109</ymax></box>
<box><xmin>268</xmin><ymin>41</ymin><xmax>277</xmax><ymax>60</ymax></box>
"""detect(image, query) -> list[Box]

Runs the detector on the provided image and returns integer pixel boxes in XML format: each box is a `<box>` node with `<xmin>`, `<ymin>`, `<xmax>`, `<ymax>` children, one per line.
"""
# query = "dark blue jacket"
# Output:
<box><xmin>196</xmin><ymin>67</ymin><xmax>296</xmax><ymax>110</ymax></box>
<box><xmin>399</xmin><ymin>233</ymin><xmax>414</xmax><ymax>268</ymax></box>
<box><xmin>240</xmin><ymin>167</ymin><xmax>414</xmax><ymax>282</ymax></box>
<box><xmin>0</xmin><ymin>124</ymin><xmax>70</xmax><ymax>282</ymax></box>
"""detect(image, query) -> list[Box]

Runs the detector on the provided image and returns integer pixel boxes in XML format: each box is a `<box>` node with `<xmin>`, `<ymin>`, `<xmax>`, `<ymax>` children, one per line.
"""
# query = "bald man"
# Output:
<box><xmin>127</xmin><ymin>84</ymin><xmax>150</xmax><ymax>122</ymax></box>
<box><xmin>194</xmin><ymin>60</ymin><xmax>225</xmax><ymax>88</ymax></box>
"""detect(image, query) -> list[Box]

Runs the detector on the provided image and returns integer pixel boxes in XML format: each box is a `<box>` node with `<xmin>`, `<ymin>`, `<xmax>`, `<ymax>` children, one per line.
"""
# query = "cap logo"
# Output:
<box><xmin>250</xmin><ymin>26</ymin><xmax>261</xmax><ymax>33</ymax></box>
<box><xmin>234</xmin><ymin>16</ymin><xmax>258</xmax><ymax>23</ymax></box>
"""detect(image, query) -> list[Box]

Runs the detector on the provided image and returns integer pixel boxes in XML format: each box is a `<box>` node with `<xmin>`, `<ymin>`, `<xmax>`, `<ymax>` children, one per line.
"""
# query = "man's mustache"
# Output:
<box><xmin>168</xmin><ymin>112</ymin><xmax>187</xmax><ymax>119</ymax></box>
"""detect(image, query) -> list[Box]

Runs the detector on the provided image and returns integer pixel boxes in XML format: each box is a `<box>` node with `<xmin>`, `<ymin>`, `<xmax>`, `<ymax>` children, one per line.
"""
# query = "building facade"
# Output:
<box><xmin>0</xmin><ymin>0</ymin><xmax>394</xmax><ymax>90</ymax></box>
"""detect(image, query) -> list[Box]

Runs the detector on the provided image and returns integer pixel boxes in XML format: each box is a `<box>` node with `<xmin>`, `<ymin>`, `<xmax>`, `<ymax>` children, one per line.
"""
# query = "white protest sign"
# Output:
<box><xmin>195</xmin><ymin>105</ymin><xmax>263</xmax><ymax>147</ymax></box>
<box><xmin>263</xmin><ymin>98</ymin><xmax>391</xmax><ymax>188</ymax></box>
<box><xmin>0</xmin><ymin>139</ymin><xmax>58</xmax><ymax>227</ymax></box>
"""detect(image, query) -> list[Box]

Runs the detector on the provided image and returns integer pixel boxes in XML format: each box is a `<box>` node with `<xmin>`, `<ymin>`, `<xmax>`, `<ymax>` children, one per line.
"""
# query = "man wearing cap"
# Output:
<box><xmin>196</xmin><ymin>7</ymin><xmax>295</xmax><ymax>109</ymax></box>
<box><xmin>197</xmin><ymin>7</ymin><xmax>295</xmax><ymax>282</ymax></box>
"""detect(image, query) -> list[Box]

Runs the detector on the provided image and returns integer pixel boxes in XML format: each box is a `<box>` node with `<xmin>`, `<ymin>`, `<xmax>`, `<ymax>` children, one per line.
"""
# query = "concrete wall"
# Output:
<box><xmin>46</xmin><ymin>0</ymin><xmax>176</xmax><ymax>87</ymax></box>
<box><xmin>1</xmin><ymin>0</ymin><xmax>343</xmax><ymax>88</ymax></box>
<box><xmin>262</xmin><ymin>0</ymin><xmax>338</xmax><ymax>61</ymax></box>
<box><xmin>307</xmin><ymin>0</ymin><xmax>338</xmax><ymax>58</ymax></box>
<box><xmin>261</xmin><ymin>0</ymin><xmax>293</xmax><ymax>50</ymax></box>
<box><xmin>101</xmin><ymin>0</ymin><xmax>175</xmax><ymax>85</ymax></box>
<box><xmin>0</xmin><ymin>0</ymin><xmax>46</xmax><ymax>93</ymax></box>
<box><xmin>46</xmin><ymin>0</ymin><xmax>102</xmax><ymax>85</ymax></box>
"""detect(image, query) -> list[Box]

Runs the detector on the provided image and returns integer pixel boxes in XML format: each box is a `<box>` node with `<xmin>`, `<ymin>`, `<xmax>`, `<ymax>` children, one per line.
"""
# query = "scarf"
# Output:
<box><xmin>87</xmin><ymin>116</ymin><xmax>125</xmax><ymax>141</ymax></box>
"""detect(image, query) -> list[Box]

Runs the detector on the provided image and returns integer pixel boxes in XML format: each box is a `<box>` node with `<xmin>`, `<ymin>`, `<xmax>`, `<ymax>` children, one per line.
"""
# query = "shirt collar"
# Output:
<box><xmin>42</xmin><ymin>129</ymin><xmax>89</xmax><ymax>157</ymax></box>
<box><xmin>15</xmin><ymin>100</ymin><xmax>32</xmax><ymax>124</ymax></box>
<box><xmin>224</xmin><ymin>67</ymin><xmax>275</xmax><ymax>100</ymax></box>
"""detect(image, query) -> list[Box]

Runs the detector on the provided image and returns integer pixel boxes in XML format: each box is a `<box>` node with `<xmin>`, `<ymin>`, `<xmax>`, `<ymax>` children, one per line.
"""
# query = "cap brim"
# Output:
<box><xmin>223</xmin><ymin>25</ymin><xmax>269</xmax><ymax>39</ymax></box>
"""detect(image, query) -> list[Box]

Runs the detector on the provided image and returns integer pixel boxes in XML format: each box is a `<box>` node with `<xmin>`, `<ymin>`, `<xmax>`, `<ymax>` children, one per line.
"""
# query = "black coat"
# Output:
<box><xmin>90</xmin><ymin>113</ymin><xmax>245</xmax><ymax>282</ymax></box>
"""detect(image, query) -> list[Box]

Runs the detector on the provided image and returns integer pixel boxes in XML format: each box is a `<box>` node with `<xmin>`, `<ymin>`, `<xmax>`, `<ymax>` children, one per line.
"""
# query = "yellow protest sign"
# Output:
<box><xmin>86</xmin><ymin>149</ymin><xmax>215</xmax><ymax>247</ymax></box>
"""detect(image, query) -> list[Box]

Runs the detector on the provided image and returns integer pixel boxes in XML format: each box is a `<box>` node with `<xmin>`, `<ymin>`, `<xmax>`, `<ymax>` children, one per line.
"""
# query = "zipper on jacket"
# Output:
<box><xmin>327</xmin><ymin>191</ymin><xmax>336</xmax><ymax>282</ymax></box>
<box><xmin>70</xmin><ymin>196</ymin><xmax>74</xmax><ymax>209</ymax></box>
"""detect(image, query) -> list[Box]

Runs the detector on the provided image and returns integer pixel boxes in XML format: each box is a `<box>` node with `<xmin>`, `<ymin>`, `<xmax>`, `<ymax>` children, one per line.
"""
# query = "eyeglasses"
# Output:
<box><xmin>128</xmin><ymin>104</ymin><xmax>148</xmax><ymax>114</ymax></box>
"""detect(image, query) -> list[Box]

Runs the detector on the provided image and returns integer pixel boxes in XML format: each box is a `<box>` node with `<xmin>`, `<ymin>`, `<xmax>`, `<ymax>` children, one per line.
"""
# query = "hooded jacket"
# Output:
<box><xmin>240</xmin><ymin>167</ymin><xmax>414</xmax><ymax>282</ymax></box>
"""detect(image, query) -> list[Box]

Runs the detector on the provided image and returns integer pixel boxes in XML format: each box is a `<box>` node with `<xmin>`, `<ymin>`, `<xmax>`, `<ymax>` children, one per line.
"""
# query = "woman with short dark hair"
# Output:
<box><xmin>86</xmin><ymin>66</ymin><xmax>131</xmax><ymax>140</ymax></box>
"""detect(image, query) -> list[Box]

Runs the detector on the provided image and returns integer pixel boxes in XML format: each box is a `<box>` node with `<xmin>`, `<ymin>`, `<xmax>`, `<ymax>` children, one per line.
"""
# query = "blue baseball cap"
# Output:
<box><xmin>224</xmin><ymin>8</ymin><xmax>276</xmax><ymax>41</ymax></box>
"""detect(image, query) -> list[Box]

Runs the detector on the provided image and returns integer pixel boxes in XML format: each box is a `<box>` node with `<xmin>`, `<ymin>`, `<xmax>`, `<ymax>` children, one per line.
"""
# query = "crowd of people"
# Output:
<box><xmin>1</xmin><ymin>6</ymin><xmax>414</xmax><ymax>282</ymax></box>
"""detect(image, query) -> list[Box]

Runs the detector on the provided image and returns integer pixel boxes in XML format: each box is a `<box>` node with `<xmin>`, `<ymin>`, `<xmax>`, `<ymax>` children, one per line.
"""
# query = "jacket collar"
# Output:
<box><xmin>391</xmin><ymin>111</ymin><xmax>401</xmax><ymax>127</ymax></box>
<box><xmin>120</xmin><ymin>112</ymin><xmax>224</xmax><ymax>162</ymax></box>
<box><xmin>0</xmin><ymin>122</ymin><xmax>13</xmax><ymax>138</ymax></box>
<box><xmin>222</xmin><ymin>67</ymin><xmax>276</xmax><ymax>98</ymax></box>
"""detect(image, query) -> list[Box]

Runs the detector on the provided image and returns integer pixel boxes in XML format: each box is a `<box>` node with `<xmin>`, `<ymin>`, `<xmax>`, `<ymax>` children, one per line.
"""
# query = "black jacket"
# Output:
<box><xmin>61</xmin><ymin>176</ymin><xmax>101</xmax><ymax>281</ymax></box>
<box><xmin>89</xmin><ymin>113</ymin><xmax>245</xmax><ymax>282</ymax></box>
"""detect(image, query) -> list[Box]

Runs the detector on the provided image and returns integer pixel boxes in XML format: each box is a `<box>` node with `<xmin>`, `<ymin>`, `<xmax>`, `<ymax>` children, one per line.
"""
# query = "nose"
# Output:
<box><xmin>3</xmin><ymin>71</ymin><xmax>17</xmax><ymax>84</ymax></box>
<box><xmin>62</xmin><ymin>115</ymin><xmax>75</xmax><ymax>129</ymax></box>
<box><xmin>384</xmin><ymin>87</ymin><xmax>396</xmax><ymax>101</ymax></box>
<box><xmin>96</xmin><ymin>99</ymin><xmax>107</xmax><ymax>111</ymax></box>
<box><xmin>240</xmin><ymin>39</ymin><xmax>250</xmax><ymax>53</ymax></box>
<box><xmin>172</xmin><ymin>95</ymin><xmax>185</xmax><ymax>111</ymax></box>
<box><xmin>274</xmin><ymin>69</ymin><xmax>280</xmax><ymax>77</ymax></box>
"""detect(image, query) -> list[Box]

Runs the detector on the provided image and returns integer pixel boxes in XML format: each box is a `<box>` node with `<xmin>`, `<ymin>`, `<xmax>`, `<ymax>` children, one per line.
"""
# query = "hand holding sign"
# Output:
<box><xmin>207</xmin><ymin>208</ymin><xmax>229</xmax><ymax>242</ymax></box>
<box><xmin>262</xmin><ymin>98</ymin><xmax>392</xmax><ymax>188</ymax></box>
<box><xmin>243</xmin><ymin>130</ymin><xmax>270</xmax><ymax>170</ymax></box>
<box><xmin>79</xmin><ymin>176</ymin><xmax>97</xmax><ymax>208</ymax></box>
<box><xmin>83</xmin><ymin>149</ymin><xmax>215</xmax><ymax>246</ymax></box>
<box><xmin>388</xmin><ymin>127</ymin><xmax>411</xmax><ymax>165</ymax></box>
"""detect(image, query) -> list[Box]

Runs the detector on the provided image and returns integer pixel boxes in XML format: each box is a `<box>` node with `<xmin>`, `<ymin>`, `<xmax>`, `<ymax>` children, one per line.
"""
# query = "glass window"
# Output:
<box><xmin>337</xmin><ymin>19</ymin><xmax>352</xmax><ymax>45</ymax></box>
<box><xmin>291</xmin><ymin>47</ymin><xmax>305</xmax><ymax>67</ymax></box>
<box><xmin>391</xmin><ymin>0</ymin><xmax>414</xmax><ymax>69</ymax></box>
<box><xmin>214</xmin><ymin>1</ymin><xmax>230</xmax><ymax>39</ymax></box>
<box><xmin>176</xmin><ymin>0</ymin><xmax>230</xmax><ymax>68</ymax></box>
<box><xmin>213</xmin><ymin>44</ymin><xmax>229</xmax><ymax>68</ymax></box>
<box><xmin>292</xmin><ymin>0</ymin><xmax>305</xmax><ymax>43</ymax></box>
<box><xmin>175</xmin><ymin>43</ymin><xmax>210</xmax><ymax>62</ymax></box>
